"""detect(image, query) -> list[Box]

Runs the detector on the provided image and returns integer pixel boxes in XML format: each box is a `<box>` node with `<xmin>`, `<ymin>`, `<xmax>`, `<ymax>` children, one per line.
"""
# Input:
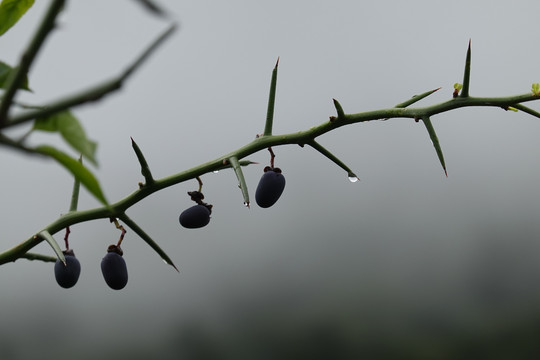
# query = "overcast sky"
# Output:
<box><xmin>2</xmin><ymin>0</ymin><xmax>540</xmax><ymax>358</ymax></box>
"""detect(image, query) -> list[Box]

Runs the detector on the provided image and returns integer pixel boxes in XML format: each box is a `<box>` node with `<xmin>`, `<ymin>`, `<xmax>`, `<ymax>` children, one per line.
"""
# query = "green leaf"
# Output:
<box><xmin>532</xmin><ymin>83</ymin><xmax>540</xmax><ymax>96</ymax></box>
<box><xmin>421</xmin><ymin>117</ymin><xmax>447</xmax><ymax>177</ymax></box>
<box><xmin>34</xmin><ymin>145</ymin><xmax>107</xmax><ymax>204</ymax></box>
<box><xmin>38</xmin><ymin>230</ymin><xmax>65</xmax><ymax>265</ymax></box>
<box><xmin>33</xmin><ymin>110</ymin><xmax>98</xmax><ymax>166</ymax></box>
<box><xmin>0</xmin><ymin>0</ymin><xmax>35</xmax><ymax>37</ymax></box>
<box><xmin>0</xmin><ymin>61</ymin><xmax>31</xmax><ymax>90</ymax></box>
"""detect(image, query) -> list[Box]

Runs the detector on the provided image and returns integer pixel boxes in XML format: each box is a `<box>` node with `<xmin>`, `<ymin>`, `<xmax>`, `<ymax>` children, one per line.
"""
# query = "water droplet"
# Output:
<box><xmin>348</xmin><ymin>176</ymin><xmax>359</xmax><ymax>183</ymax></box>
<box><xmin>213</xmin><ymin>170</ymin><xmax>219</xmax><ymax>174</ymax></box>
<box><xmin>244</xmin><ymin>202</ymin><xmax>250</xmax><ymax>208</ymax></box>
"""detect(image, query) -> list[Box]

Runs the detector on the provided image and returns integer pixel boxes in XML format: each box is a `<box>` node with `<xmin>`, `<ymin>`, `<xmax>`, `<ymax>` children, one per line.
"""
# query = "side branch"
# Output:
<box><xmin>0</xmin><ymin>0</ymin><xmax>66</xmax><ymax>125</ymax></box>
<box><xmin>0</xmin><ymin>23</ymin><xmax>178</xmax><ymax>129</ymax></box>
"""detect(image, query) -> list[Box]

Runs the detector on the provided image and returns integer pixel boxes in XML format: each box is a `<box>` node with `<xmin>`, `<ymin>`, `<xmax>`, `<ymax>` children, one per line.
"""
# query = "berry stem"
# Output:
<box><xmin>196</xmin><ymin>176</ymin><xmax>203</xmax><ymax>193</ymax></box>
<box><xmin>64</xmin><ymin>226</ymin><xmax>71</xmax><ymax>250</ymax></box>
<box><xmin>110</xmin><ymin>218</ymin><xmax>127</xmax><ymax>247</ymax></box>
<box><xmin>268</xmin><ymin>147</ymin><xmax>275</xmax><ymax>168</ymax></box>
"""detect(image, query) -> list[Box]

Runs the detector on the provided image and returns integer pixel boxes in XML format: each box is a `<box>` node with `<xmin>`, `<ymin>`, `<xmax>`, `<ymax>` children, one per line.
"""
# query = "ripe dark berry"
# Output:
<box><xmin>179</xmin><ymin>204</ymin><xmax>211</xmax><ymax>228</ymax></box>
<box><xmin>54</xmin><ymin>252</ymin><xmax>81</xmax><ymax>289</ymax></box>
<box><xmin>101</xmin><ymin>249</ymin><xmax>128</xmax><ymax>290</ymax></box>
<box><xmin>255</xmin><ymin>167</ymin><xmax>286</xmax><ymax>208</ymax></box>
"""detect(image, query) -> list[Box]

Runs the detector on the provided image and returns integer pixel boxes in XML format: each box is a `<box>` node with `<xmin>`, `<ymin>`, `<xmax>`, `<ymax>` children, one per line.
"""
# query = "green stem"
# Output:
<box><xmin>69</xmin><ymin>156</ymin><xmax>82</xmax><ymax>212</ymax></box>
<box><xmin>1</xmin><ymin>91</ymin><xmax>540</xmax><ymax>264</ymax></box>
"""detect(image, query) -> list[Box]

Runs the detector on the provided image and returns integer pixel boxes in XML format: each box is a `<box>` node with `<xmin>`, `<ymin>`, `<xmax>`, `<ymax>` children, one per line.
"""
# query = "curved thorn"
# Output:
<box><xmin>131</xmin><ymin>137</ymin><xmax>154</xmax><ymax>185</ymax></box>
<box><xmin>332</xmin><ymin>98</ymin><xmax>346</xmax><ymax>120</ymax></box>
<box><xmin>38</xmin><ymin>230</ymin><xmax>65</xmax><ymax>265</ymax></box>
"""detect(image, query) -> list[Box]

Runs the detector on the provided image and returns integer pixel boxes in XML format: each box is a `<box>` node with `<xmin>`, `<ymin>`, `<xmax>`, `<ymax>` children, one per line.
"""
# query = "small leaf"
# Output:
<box><xmin>421</xmin><ymin>117</ymin><xmax>447</xmax><ymax>176</ymax></box>
<box><xmin>532</xmin><ymin>83</ymin><xmax>539</xmax><ymax>96</ymax></box>
<box><xmin>0</xmin><ymin>0</ymin><xmax>35</xmax><ymax>37</ymax></box>
<box><xmin>512</xmin><ymin>104</ymin><xmax>540</xmax><ymax>119</ymax></box>
<box><xmin>0</xmin><ymin>61</ymin><xmax>31</xmax><ymax>90</ymax></box>
<box><xmin>34</xmin><ymin>110</ymin><xmax>98</xmax><ymax>166</ymax></box>
<box><xmin>34</xmin><ymin>145</ymin><xmax>107</xmax><ymax>205</ymax></box>
<box><xmin>38</xmin><ymin>230</ymin><xmax>65</xmax><ymax>265</ymax></box>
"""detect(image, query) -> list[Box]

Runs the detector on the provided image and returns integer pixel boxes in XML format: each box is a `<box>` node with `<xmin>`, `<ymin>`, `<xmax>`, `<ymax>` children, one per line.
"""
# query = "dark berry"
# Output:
<box><xmin>179</xmin><ymin>204</ymin><xmax>211</xmax><ymax>228</ymax></box>
<box><xmin>101</xmin><ymin>250</ymin><xmax>128</xmax><ymax>290</ymax></box>
<box><xmin>54</xmin><ymin>252</ymin><xmax>81</xmax><ymax>289</ymax></box>
<box><xmin>255</xmin><ymin>167</ymin><xmax>286</xmax><ymax>208</ymax></box>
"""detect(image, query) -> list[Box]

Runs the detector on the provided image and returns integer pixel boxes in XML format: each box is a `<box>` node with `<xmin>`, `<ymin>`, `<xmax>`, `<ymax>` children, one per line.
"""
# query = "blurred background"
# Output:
<box><xmin>1</xmin><ymin>0</ymin><xmax>540</xmax><ymax>358</ymax></box>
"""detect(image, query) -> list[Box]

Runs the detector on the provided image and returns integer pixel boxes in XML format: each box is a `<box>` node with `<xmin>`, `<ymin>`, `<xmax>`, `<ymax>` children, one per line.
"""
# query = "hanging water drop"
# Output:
<box><xmin>348</xmin><ymin>175</ymin><xmax>359</xmax><ymax>183</ymax></box>
<box><xmin>243</xmin><ymin>201</ymin><xmax>250</xmax><ymax>208</ymax></box>
<box><xmin>213</xmin><ymin>170</ymin><xmax>219</xmax><ymax>174</ymax></box>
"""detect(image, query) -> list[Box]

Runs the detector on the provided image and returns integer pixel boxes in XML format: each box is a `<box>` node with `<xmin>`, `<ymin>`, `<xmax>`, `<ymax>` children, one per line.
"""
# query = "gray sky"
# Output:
<box><xmin>2</xmin><ymin>0</ymin><xmax>540</xmax><ymax>358</ymax></box>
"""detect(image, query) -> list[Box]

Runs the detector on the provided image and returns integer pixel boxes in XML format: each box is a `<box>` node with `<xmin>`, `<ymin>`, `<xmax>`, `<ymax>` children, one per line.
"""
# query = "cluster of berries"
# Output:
<box><xmin>54</xmin><ymin>162</ymin><xmax>286</xmax><ymax>290</ymax></box>
<box><xmin>178</xmin><ymin>166</ymin><xmax>286</xmax><ymax>229</ymax></box>
<box><xmin>54</xmin><ymin>245</ymin><xmax>128</xmax><ymax>290</ymax></box>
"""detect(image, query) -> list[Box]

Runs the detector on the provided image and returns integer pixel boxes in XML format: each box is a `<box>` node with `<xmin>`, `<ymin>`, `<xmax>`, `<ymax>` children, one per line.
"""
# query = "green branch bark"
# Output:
<box><xmin>2</xmin><ymin>0</ymin><xmax>539</xmax><ymax>268</ymax></box>
<box><xmin>1</xmin><ymin>90</ymin><xmax>539</xmax><ymax>265</ymax></box>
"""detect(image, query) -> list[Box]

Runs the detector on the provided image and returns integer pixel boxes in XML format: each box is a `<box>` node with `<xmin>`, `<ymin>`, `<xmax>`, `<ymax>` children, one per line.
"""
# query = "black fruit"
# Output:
<box><xmin>179</xmin><ymin>204</ymin><xmax>211</xmax><ymax>228</ymax></box>
<box><xmin>255</xmin><ymin>167</ymin><xmax>286</xmax><ymax>208</ymax></box>
<box><xmin>101</xmin><ymin>249</ymin><xmax>128</xmax><ymax>290</ymax></box>
<box><xmin>54</xmin><ymin>252</ymin><xmax>81</xmax><ymax>289</ymax></box>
